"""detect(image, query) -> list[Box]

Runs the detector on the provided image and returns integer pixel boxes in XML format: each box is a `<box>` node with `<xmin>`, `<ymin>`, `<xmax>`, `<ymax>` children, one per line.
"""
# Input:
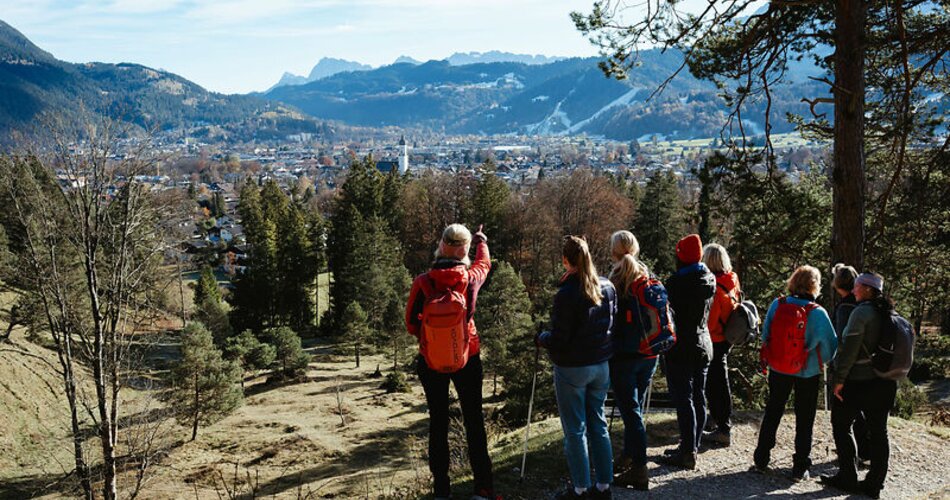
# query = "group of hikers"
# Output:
<box><xmin>405</xmin><ymin>223</ymin><xmax>908</xmax><ymax>500</ymax></box>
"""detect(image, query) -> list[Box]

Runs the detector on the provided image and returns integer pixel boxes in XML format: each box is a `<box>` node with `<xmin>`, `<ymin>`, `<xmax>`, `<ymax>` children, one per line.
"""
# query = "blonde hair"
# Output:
<box><xmin>434</xmin><ymin>223</ymin><xmax>472</xmax><ymax>266</ymax></box>
<box><xmin>702</xmin><ymin>243</ymin><xmax>732</xmax><ymax>274</ymax></box>
<box><xmin>564</xmin><ymin>236</ymin><xmax>602</xmax><ymax>306</ymax></box>
<box><xmin>787</xmin><ymin>265</ymin><xmax>821</xmax><ymax>297</ymax></box>
<box><xmin>832</xmin><ymin>263</ymin><xmax>858</xmax><ymax>292</ymax></box>
<box><xmin>608</xmin><ymin>230</ymin><xmax>649</xmax><ymax>297</ymax></box>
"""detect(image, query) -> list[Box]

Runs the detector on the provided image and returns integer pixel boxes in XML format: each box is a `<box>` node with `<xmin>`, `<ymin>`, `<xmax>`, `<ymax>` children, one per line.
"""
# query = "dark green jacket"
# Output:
<box><xmin>833</xmin><ymin>301</ymin><xmax>883</xmax><ymax>383</ymax></box>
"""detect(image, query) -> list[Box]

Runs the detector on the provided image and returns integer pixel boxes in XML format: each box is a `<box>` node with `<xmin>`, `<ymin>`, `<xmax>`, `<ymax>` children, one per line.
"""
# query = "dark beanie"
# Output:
<box><xmin>676</xmin><ymin>234</ymin><xmax>703</xmax><ymax>265</ymax></box>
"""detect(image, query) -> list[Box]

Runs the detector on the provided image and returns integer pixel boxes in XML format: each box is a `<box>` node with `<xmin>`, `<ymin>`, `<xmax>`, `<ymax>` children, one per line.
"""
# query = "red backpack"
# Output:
<box><xmin>761</xmin><ymin>297</ymin><xmax>818</xmax><ymax>375</ymax></box>
<box><xmin>418</xmin><ymin>277</ymin><xmax>470</xmax><ymax>373</ymax></box>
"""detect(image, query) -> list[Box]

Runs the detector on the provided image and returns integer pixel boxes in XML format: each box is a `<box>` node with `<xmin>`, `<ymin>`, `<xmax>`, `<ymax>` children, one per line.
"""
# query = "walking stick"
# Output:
<box><xmin>520</xmin><ymin>337</ymin><xmax>542</xmax><ymax>481</ymax></box>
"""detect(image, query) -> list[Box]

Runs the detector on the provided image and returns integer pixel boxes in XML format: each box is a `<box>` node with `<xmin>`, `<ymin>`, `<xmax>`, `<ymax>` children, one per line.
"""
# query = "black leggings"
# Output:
<box><xmin>831</xmin><ymin>378</ymin><xmax>897</xmax><ymax>490</ymax></box>
<box><xmin>417</xmin><ymin>354</ymin><xmax>493</xmax><ymax>497</ymax></box>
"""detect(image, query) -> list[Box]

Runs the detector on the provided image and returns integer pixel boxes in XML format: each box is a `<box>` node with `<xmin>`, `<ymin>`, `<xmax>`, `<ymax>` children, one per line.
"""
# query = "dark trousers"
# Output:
<box><xmin>707</xmin><ymin>342</ymin><xmax>733</xmax><ymax>433</ymax></box>
<box><xmin>417</xmin><ymin>354</ymin><xmax>493</xmax><ymax>497</ymax></box>
<box><xmin>665</xmin><ymin>356</ymin><xmax>710</xmax><ymax>453</ymax></box>
<box><xmin>754</xmin><ymin>371</ymin><xmax>820</xmax><ymax>472</ymax></box>
<box><xmin>827</xmin><ymin>380</ymin><xmax>872</xmax><ymax>459</ymax></box>
<box><xmin>830</xmin><ymin>378</ymin><xmax>897</xmax><ymax>490</ymax></box>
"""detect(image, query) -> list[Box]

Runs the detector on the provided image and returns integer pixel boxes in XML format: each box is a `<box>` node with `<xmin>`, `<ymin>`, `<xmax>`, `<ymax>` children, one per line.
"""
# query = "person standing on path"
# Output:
<box><xmin>821</xmin><ymin>272</ymin><xmax>898</xmax><ymax>500</ymax></box>
<box><xmin>537</xmin><ymin>236</ymin><xmax>616</xmax><ymax>500</ymax></box>
<box><xmin>405</xmin><ymin>223</ymin><xmax>499</xmax><ymax>500</ymax></box>
<box><xmin>606</xmin><ymin>230</ymin><xmax>664</xmax><ymax>490</ymax></box>
<box><xmin>660</xmin><ymin>234</ymin><xmax>715</xmax><ymax>470</ymax></box>
<box><xmin>753</xmin><ymin>265</ymin><xmax>837</xmax><ymax>481</ymax></box>
<box><xmin>702</xmin><ymin>243</ymin><xmax>740</xmax><ymax>447</ymax></box>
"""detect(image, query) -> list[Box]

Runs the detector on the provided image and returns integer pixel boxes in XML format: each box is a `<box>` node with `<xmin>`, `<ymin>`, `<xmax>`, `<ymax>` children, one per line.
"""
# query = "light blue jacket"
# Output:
<box><xmin>761</xmin><ymin>296</ymin><xmax>838</xmax><ymax>378</ymax></box>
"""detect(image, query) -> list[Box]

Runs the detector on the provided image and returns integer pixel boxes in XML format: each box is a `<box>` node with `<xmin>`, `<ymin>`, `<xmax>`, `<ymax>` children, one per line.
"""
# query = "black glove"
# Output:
<box><xmin>473</xmin><ymin>224</ymin><xmax>487</xmax><ymax>244</ymax></box>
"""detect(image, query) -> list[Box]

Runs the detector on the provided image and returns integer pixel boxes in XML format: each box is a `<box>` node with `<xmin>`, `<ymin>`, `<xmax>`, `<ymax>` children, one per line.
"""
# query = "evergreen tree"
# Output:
<box><xmin>224</xmin><ymin>330</ymin><xmax>277</xmax><ymax>391</ymax></box>
<box><xmin>171</xmin><ymin>323</ymin><xmax>243</xmax><ymax>441</ymax></box>
<box><xmin>635</xmin><ymin>169</ymin><xmax>686</xmax><ymax>278</ymax></box>
<box><xmin>264</xmin><ymin>326</ymin><xmax>311</xmax><ymax>380</ymax></box>
<box><xmin>473</xmin><ymin>161</ymin><xmax>513</xmax><ymax>262</ymax></box>
<box><xmin>341</xmin><ymin>302</ymin><xmax>370</xmax><ymax>367</ymax></box>
<box><xmin>194</xmin><ymin>297</ymin><xmax>232</xmax><ymax>346</ymax></box>
<box><xmin>475</xmin><ymin>261</ymin><xmax>534</xmax><ymax>396</ymax></box>
<box><xmin>193</xmin><ymin>266</ymin><xmax>220</xmax><ymax>307</ymax></box>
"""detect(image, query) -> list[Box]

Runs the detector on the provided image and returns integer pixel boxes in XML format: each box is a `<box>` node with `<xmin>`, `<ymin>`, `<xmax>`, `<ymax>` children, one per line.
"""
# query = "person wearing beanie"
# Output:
<box><xmin>822</xmin><ymin>272</ymin><xmax>897</xmax><ymax>499</ymax></box>
<box><xmin>660</xmin><ymin>234</ymin><xmax>716</xmax><ymax>469</ymax></box>
<box><xmin>829</xmin><ymin>264</ymin><xmax>870</xmax><ymax>462</ymax></box>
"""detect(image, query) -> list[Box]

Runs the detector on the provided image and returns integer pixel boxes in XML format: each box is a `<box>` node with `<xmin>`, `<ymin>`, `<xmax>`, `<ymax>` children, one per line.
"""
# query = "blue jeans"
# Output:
<box><xmin>553</xmin><ymin>362</ymin><xmax>613</xmax><ymax>488</ymax></box>
<box><xmin>665</xmin><ymin>357</ymin><xmax>709</xmax><ymax>453</ymax></box>
<box><xmin>609</xmin><ymin>356</ymin><xmax>658</xmax><ymax>465</ymax></box>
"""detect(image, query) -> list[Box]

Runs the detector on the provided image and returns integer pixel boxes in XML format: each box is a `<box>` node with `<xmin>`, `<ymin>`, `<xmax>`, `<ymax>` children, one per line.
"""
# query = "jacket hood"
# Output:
<box><xmin>716</xmin><ymin>271</ymin><xmax>739</xmax><ymax>292</ymax></box>
<box><xmin>427</xmin><ymin>260</ymin><xmax>467</xmax><ymax>289</ymax></box>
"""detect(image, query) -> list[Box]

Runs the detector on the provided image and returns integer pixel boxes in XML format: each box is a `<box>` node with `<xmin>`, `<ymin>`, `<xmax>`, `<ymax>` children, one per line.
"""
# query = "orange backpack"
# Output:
<box><xmin>419</xmin><ymin>277</ymin><xmax>470</xmax><ymax>373</ymax></box>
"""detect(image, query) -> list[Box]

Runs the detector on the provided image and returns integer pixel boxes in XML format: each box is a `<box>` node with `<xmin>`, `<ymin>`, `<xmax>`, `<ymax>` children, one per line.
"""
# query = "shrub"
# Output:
<box><xmin>381</xmin><ymin>371</ymin><xmax>410</xmax><ymax>393</ymax></box>
<box><xmin>893</xmin><ymin>379</ymin><xmax>928</xmax><ymax>419</ymax></box>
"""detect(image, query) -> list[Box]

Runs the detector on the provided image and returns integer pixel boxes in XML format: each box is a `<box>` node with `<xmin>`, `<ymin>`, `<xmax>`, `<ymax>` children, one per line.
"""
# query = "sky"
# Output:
<box><xmin>2</xmin><ymin>0</ymin><xmax>608</xmax><ymax>94</ymax></box>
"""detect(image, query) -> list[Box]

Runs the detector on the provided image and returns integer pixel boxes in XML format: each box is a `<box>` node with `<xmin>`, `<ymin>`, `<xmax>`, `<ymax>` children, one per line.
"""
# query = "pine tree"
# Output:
<box><xmin>193</xmin><ymin>266</ymin><xmax>221</xmax><ymax>307</ymax></box>
<box><xmin>475</xmin><ymin>261</ymin><xmax>534</xmax><ymax>396</ymax></box>
<box><xmin>194</xmin><ymin>297</ymin><xmax>232</xmax><ymax>346</ymax></box>
<box><xmin>171</xmin><ymin>323</ymin><xmax>243</xmax><ymax>441</ymax></box>
<box><xmin>473</xmin><ymin>161</ymin><xmax>513</xmax><ymax>262</ymax></box>
<box><xmin>224</xmin><ymin>330</ymin><xmax>276</xmax><ymax>391</ymax></box>
<box><xmin>264</xmin><ymin>326</ymin><xmax>310</xmax><ymax>380</ymax></box>
<box><xmin>635</xmin><ymin>169</ymin><xmax>686</xmax><ymax>278</ymax></box>
<box><xmin>341</xmin><ymin>302</ymin><xmax>370</xmax><ymax>367</ymax></box>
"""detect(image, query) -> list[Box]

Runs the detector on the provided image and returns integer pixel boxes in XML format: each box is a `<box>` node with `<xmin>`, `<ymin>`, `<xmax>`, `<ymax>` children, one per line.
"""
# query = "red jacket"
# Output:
<box><xmin>405</xmin><ymin>239</ymin><xmax>490</xmax><ymax>360</ymax></box>
<box><xmin>709</xmin><ymin>271</ymin><xmax>740</xmax><ymax>343</ymax></box>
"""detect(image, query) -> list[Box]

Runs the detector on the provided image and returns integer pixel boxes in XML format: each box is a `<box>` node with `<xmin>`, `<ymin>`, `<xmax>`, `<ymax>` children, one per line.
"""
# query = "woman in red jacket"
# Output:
<box><xmin>702</xmin><ymin>243</ymin><xmax>739</xmax><ymax>447</ymax></box>
<box><xmin>405</xmin><ymin>223</ymin><xmax>497</xmax><ymax>500</ymax></box>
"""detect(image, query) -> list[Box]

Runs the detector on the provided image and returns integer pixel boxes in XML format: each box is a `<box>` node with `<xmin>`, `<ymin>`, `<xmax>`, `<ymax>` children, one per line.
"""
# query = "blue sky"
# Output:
<box><xmin>3</xmin><ymin>0</ymin><xmax>607</xmax><ymax>94</ymax></box>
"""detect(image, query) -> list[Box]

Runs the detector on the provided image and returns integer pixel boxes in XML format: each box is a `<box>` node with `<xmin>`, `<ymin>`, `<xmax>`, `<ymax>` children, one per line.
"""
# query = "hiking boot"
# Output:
<box><xmin>859</xmin><ymin>480</ymin><xmax>881</xmax><ymax>499</ymax></box>
<box><xmin>819</xmin><ymin>473</ymin><xmax>860</xmax><ymax>493</ymax></box>
<box><xmin>588</xmin><ymin>487</ymin><xmax>611</xmax><ymax>500</ymax></box>
<box><xmin>749</xmin><ymin>463</ymin><xmax>768</xmax><ymax>474</ymax></box>
<box><xmin>614</xmin><ymin>455</ymin><xmax>635</xmax><ymax>475</ymax></box>
<box><xmin>702</xmin><ymin>430</ymin><xmax>731</xmax><ymax>447</ymax></box>
<box><xmin>659</xmin><ymin>450</ymin><xmax>696</xmax><ymax>470</ymax></box>
<box><xmin>615</xmin><ymin>463</ymin><xmax>649</xmax><ymax>491</ymax></box>
<box><xmin>553</xmin><ymin>487</ymin><xmax>588</xmax><ymax>499</ymax></box>
<box><xmin>789</xmin><ymin>468</ymin><xmax>810</xmax><ymax>482</ymax></box>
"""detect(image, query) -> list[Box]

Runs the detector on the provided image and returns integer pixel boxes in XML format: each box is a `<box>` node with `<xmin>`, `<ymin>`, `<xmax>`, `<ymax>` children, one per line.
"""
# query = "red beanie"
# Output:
<box><xmin>676</xmin><ymin>234</ymin><xmax>703</xmax><ymax>265</ymax></box>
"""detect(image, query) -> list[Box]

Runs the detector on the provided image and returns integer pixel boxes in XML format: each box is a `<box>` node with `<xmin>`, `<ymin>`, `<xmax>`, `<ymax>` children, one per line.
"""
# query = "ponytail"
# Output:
<box><xmin>563</xmin><ymin>236</ymin><xmax>602</xmax><ymax>306</ymax></box>
<box><xmin>608</xmin><ymin>230</ymin><xmax>649</xmax><ymax>297</ymax></box>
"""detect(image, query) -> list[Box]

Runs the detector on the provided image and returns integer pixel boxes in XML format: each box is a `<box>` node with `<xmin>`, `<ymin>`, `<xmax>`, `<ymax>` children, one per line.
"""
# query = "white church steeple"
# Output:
<box><xmin>398</xmin><ymin>135</ymin><xmax>409</xmax><ymax>174</ymax></box>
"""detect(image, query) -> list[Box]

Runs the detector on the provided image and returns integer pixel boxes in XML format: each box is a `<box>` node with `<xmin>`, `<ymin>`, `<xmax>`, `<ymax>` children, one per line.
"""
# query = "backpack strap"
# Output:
<box><xmin>717</xmin><ymin>283</ymin><xmax>739</xmax><ymax>304</ymax></box>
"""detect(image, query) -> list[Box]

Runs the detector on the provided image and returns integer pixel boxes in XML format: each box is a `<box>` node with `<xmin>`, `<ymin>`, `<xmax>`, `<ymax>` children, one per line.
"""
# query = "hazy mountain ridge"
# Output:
<box><xmin>0</xmin><ymin>20</ymin><xmax>323</xmax><ymax>143</ymax></box>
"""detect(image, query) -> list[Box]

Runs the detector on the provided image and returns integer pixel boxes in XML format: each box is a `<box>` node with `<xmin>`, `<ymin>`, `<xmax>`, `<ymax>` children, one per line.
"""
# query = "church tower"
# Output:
<box><xmin>398</xmin><ymin>135</ymin><xmax>409</xmax><ymax>174</ymax></box>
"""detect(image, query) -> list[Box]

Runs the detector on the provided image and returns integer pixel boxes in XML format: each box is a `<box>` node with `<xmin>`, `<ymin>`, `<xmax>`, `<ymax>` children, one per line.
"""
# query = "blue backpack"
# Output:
<box><xmin>616</xmin><ymin>276</ymin><xmax>676</xmax><ymax>356</ymax></box>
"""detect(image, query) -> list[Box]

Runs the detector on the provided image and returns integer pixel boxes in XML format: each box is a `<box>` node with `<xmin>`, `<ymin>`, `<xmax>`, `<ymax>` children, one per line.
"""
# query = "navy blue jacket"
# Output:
<box><xmin>538</xmin><ymin>272</ymin><xmax>616</xmax><ymax>367</ymax></box>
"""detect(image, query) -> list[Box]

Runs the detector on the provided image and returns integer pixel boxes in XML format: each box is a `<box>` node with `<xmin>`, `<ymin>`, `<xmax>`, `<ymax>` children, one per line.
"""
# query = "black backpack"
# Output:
<box><xmin>869</xmin><ymin>310</ymin><xmax>915</xmax><ymax>381</ymax></box>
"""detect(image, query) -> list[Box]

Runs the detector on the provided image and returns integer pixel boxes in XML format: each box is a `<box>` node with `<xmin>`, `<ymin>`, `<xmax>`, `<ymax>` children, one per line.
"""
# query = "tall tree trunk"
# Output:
<box><xmin>832</xmin><ymin>0</ymin><xmax>868</xmax><ymax>270</ymax></box>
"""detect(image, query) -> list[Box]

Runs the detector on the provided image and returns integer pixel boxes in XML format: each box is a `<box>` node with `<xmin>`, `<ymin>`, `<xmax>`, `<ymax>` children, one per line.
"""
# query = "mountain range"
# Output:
<box><xmin>266</xmin><ymin>52</ymin><xmax>567</xmax><ymax>91</ymax></box>
<box><xmin>0</xmin><ymin>20</ymin><xmax>323</xmax><ymax>144</ymax></box>
<box><xmin>264</xmin><ymin>52</ymin><xmax>825</xmax><ymax>140</ymax></box>
<box><xmin>1</xmin><ymin>18</ymin><xmax>852</xmax><ymax>143</ymax></box>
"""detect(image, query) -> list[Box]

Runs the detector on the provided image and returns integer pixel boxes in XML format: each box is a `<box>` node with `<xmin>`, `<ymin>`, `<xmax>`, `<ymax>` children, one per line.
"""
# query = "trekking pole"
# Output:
<box><xmin>520</xmin><ymin>334</ymin><xmax>542</xmax><ymax>481</ymax></box>
<box><xmin>643</xmin><ymin>364</ymin><xmax>655</xmax><ymax>430</ymax></box>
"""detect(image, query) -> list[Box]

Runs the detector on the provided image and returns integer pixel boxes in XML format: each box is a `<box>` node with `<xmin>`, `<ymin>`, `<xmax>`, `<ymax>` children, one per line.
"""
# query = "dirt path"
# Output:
<box><xmin>607</xmin><ymin>411</ymin><xmax>950</xmax><ymax>499</ymax></box>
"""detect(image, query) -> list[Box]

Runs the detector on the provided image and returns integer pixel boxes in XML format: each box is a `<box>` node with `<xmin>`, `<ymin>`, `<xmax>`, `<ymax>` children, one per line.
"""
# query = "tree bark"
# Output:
<box><xmin>832</xmin><ymin>0</ymin><xmax>868</xmax><ymax>270</ymax></box>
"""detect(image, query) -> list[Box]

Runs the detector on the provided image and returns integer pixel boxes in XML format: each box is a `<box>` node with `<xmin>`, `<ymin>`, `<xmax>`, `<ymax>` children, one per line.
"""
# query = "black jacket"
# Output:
<box><xmin>665</xmin><ymin>262</ymin><xmax>716</xmax><ymax>365</ymax></box>
<box><xmin>833</xmin><ymin>293</ymin><xmax>857</xmax><ymax>339</ymax></box>
<box><xmin>538</xmin><ymin>272</ymin><xmax>616</xmax><ymax>367</ymax></box>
